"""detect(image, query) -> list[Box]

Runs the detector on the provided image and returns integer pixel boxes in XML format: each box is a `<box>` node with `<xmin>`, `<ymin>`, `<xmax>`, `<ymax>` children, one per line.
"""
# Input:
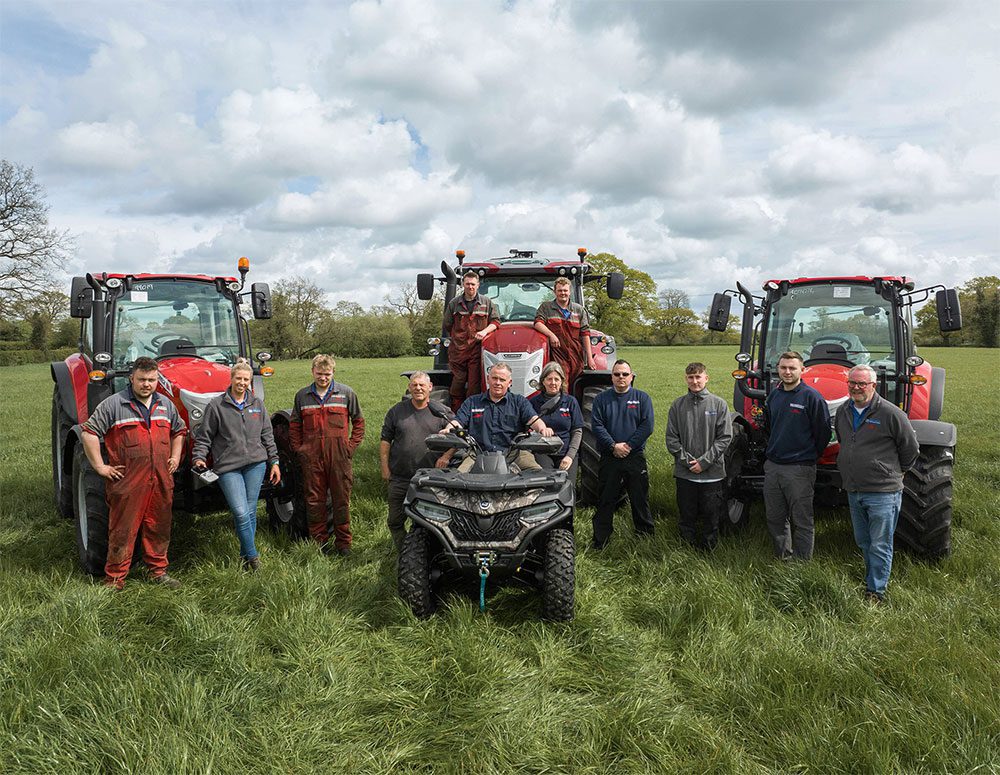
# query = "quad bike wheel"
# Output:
<box><xmin>541</xmin><ymin>528</ymin><xmax>575</xmax><ymax>621</ymax></box>
<box><xmin>398</xmin><ymin>527</ymin><xmax>436</xmax><ymax>618</ymax></box>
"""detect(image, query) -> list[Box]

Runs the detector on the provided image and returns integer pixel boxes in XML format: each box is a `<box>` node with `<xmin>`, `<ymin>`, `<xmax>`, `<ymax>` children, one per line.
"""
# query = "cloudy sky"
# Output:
<box><xmin>2</xmin><ymin>0</ymin><xmax>997</xmax><ymax>311</ymax></box>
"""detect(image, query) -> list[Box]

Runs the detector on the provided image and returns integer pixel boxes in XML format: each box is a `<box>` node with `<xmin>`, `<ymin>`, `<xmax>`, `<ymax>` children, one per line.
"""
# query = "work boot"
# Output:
<box><xmin>337</xmin><ymin>546</ymin><xmax>352</xmax><ymax>558</ymax></box>
<box><xmin>243</xmin><ymin>556</ymin><xmax>262</xmax><ymax>572</ymax></box>
<box><xmin>150</xmin><ymin>573</ymin><xmax>182</xmax><ymax>589</ymax></box>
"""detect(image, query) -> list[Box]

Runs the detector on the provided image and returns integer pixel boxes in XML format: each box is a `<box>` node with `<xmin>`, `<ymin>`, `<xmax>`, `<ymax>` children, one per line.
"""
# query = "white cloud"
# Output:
<box><xmin>53</xmin><ymin>120</ymin><xmax>146</xmax><ymax>171</ymax></box>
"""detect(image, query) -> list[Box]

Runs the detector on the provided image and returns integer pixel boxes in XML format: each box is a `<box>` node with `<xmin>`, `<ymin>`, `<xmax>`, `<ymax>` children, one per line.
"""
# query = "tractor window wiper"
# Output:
<box><xmin>172</xmin><ymin>343</ymin><xmax>240</xmax><ymax>349</ymax></box>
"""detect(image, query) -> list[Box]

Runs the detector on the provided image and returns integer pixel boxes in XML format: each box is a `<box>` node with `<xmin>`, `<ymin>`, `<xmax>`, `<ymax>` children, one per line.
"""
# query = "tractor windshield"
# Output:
<box><xmin>111</xmin><ymin>280</ymin><xmax>241</xmax><ymax>368</ymax></box>
<box><xmin>762</xmin><ymin>284</ymin><xmax>896</xmax><ymax>374</ymax></box>
<box><xmin>478</xmin><ymin>276</ymin><xmax>578</xmax><ymax>322</ymax></box>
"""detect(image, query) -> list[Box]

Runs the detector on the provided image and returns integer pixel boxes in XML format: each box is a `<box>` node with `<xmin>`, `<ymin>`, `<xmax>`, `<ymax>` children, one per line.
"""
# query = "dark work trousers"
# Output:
<box><xmin>387</xmin><ymin>478</ymin><xmax>410</xmax><ymax>551</ymax></box>
<box><xmin>675</xmin><ymin>477</ymin><xmax>725</xmax><ymax>551</ymax></box>
<box><xmin>593</xmin><ymin>452</ymin><xmax>653</xmax><ymax>546</ymax></box>
<box><xmin>763</xmin><ymin>459</ymin><xmax>817</xmax><ymax>560</ymax></box>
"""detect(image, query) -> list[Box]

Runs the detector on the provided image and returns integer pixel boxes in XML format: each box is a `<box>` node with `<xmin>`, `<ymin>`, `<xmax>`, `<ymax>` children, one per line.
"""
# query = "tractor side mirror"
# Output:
<box><xmin>606</xmin><ymin>272</ymin><xmax>625</xmax><ymax>300</ymax></box>
<box><xmin>935</xmin><ymin>288</ymin><xmax>962</xmax><ymax>332</ymax></box>
<box><xmin>251</xmin><ymin>283</ymin><xmax>273</xmax><ymax>319</ymax></box>
<box><xmin>707</xmin><ymin>293</ymin><xmax>732</xmax><ymax>332</ymax></box>
<box><xmin>417</xmin><ymin>273</ymin><xmax>435</xmax><ymax>301</ymax></box>
<box><xmin>69</xmin><ymin>276</ymin><xmax>93</xmax><ymax>319</ymax></box>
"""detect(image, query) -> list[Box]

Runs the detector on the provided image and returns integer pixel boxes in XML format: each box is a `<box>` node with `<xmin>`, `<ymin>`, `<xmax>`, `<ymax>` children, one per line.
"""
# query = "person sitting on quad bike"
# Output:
<box><xmin>449</xmin><ymin>362</ymin><xmax>554</xmax><ymax>472</ymax></box>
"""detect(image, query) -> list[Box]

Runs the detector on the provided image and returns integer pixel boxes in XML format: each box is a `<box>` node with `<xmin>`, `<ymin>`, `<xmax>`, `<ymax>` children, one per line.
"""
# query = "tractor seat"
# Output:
<box><xmin>805</xmin><ymin>342</ymin><xmax>851</xmax><ymax>365</ymax></box>
<box><xmin>158</xmin><ymin>338</ymin><xmax>195</xmax><ymax>356</ymax></box>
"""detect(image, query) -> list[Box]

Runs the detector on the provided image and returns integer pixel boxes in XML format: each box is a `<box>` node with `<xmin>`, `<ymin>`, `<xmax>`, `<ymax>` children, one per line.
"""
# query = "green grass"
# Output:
<box><xmin>1</xmin><ymin>347</ymin><xmax>998</xmax><ymax>773</ymax></box>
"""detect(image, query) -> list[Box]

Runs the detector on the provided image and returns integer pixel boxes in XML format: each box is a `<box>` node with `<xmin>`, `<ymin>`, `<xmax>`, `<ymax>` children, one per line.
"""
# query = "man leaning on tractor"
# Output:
<box><xmin>443</xmin><ymin>270</ymin><xmax>500</xmax><ymax>412</ymax></box>
<box><xmin>533</xmin><ymin>276</ymin><xmax>597</xmax><ymax>389</ymax></box>
<box><xmin>81</xmin><ymin>356</ymin><xmax>187</xmax><ymax>590</ymax></box>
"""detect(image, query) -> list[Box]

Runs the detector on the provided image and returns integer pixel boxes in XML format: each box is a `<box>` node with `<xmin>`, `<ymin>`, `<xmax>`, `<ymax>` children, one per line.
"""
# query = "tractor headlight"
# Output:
<box><xmin>519</xmin><ymin>501</ymin><xmax>561</xmax><ymax>525</ymax></box>
<box><xmin>905</xmin><ymin>355</ymin><xmax>924</xmax><ymax>367</ymax></box>
<box><xmin>601</xmin><ymin>345</ymin><xmax>614</xmax><ymax>354</ymax></box>
<box><xmin>428</xmin><ymin>348</ymin><xmax>440</xmax><ymax>356</ymax></box>
<box><xmin>94</xmin><ymin>351</ymin><xmax>112</xmax><ymax>364</ymax></box>
<box><xmin>106</xmin><ymin>277</ymin><xmax>123</xmax><ymax>289</ymax></box>
<box><xmin>413</xmin><ymin>501</ymin><xmax>452</xmax><ymax>523</ymax></box>
<box><xmin>735</xmin><ymin>352</ymin><xmax>752</xmax><ymax>364</ymax></box>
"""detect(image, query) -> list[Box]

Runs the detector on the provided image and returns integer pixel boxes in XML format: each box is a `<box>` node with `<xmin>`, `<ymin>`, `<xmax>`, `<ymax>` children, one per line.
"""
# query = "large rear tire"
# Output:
<box><xmin>541</xmin><ymin>528</ymin><xmax>575</xmax><ymax>621</ymax></box>
<box><xmin>52</xmin><ymin>388</ymin><xmax>74</xmax><ymax>519</ymax></box>
<box><xmin>896</xmin><ymin>445</ymin><xmax>954</xmax><ymax>559</ymax></box>
<box><xmin>579</xmin><ymin>385</ymin><xmax>624</xmax><ymax>509</ymax></box>
<box><xmin>398</xmin><ymin>527</ymin><xmax>436</xmax><ymax>618</ymax></box>
<box><xmin>72</xmin><ymin>443</ymin><xmax>109</xmax><ymax>576</ymax></box>
<box><xmin>720</xmin><ymin>422</ymin><xmax>751</xmax><ymax>535</ymax></box>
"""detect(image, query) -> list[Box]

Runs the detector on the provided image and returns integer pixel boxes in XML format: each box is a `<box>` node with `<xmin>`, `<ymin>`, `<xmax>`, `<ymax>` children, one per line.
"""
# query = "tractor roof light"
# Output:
<box><xmin>238</xmin><ymin>256</ymin><xmax>250</xmax><ymax>272</ymax></box>
<box><xmin>106</xmin><ymin>277</ymin><xmax>123</xmax><ymax>289</ymax></box>
<box><xmin>765</xmin><ymin>281</ymin><xmax>780</xmax><ymax>291</ymax></box>
<box><xmin>228</xmin><ymin>281</ymin><xmax>241</xmax><ymax>292</ymax></box>
<box><xmin>905</xmin><ymin>355</ymin><xmax>924</xmax><ymax>367</ymax></box>
<box><xmin>578</xmin><ymin>247</ymin><xmax>587</xmax><ymax>262</ymax></box>
<box><xmin>735</xmin><ymin>352</ymin><xmax>752</xmax><ymax>364</ymax></box>
<box><xmin>559</xmin><ymin>267</ymin><xmax>566</xmax><ymax>275</ymax></box>
<box><xmin>456</xmin><ymin>250</ymin><xmax>465</xmax><ymax>264</ymax></box>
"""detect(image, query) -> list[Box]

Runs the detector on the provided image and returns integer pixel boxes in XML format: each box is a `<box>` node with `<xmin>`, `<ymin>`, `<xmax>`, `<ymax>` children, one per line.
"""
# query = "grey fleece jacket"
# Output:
<box><xmin>192</xmin><ymin>391</ymin><xmax>279</xmax><ymax>475</ymax></box>
<box><xmin>665</xmin><ymin>388</ymin><xmax>733</xmax><ymax>482</ymax></box>
<box><xmin>834</xmin><ymin>393</ymin><xmax>919</xmax><ymax>493</ymax></box>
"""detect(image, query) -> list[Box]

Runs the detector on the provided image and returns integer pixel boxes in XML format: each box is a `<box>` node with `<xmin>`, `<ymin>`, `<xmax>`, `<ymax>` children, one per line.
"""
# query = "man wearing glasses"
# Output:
<box><xmin>590</xmin><ymin>359</ymin><xmax>655</xmax><ymax>549</ymax></box>
<box><xmin>834</xmin><ymin>365</ymin><xmax>918</xmax><ymax>604</ymax></box>
<box><xmin>762</xmin><ymin>351</ymin><xmax>830</xmax><ymax>561</ymax></box>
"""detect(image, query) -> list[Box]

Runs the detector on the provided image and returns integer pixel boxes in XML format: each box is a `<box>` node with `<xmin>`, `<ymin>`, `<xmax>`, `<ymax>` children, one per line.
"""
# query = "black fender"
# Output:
<box><xmin>572</xmin><ymin>370</ymin><xmax>612</xmax><ymax>402</ymax></box>
<box><xmin>910</xmin><ymin>419</ymin><xmax>957</xmax><ymax>449</ymax></box>
<box><xmin>51</xmin><ymin>361</ymin><xmax>79</xmax><ymax>424</ymax></box>
<box><xmin>927</xmin><ymin>367</ymin><xmax>946</xmax><ymax>422</ymax></box>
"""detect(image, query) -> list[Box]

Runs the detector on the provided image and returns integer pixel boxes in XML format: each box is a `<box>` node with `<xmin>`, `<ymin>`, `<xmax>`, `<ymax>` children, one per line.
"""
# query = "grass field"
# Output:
<box><xmin>1</xmin><ymin>347</ymin><xmax>999</xmax><ymax>773</ymax></box>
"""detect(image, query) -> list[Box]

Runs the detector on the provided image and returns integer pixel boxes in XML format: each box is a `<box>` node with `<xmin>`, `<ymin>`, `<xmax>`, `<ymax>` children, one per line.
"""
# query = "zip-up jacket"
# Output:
<box><xmin>192</xmin><ymin>390</ymin><xmax>278</xmax><ymax>475</ymax></box>
<box><xmin>764</xmin><ymin>382</ymin><xmax>830</xmax><ymax>464</ymax></box>
<box><xmin>665</xmin><ymin>388</ymin><xmax>733</xmax><ymax>481</ymax></box>
<box><xmin>834</xmin><ymin>393</ymin><xmax>919</xmax><ymax>492</ymax></box>
<box><xmin>592</xmin><ymin>386</ymin><xmax>654</xmax><ymax>455</ymax></box>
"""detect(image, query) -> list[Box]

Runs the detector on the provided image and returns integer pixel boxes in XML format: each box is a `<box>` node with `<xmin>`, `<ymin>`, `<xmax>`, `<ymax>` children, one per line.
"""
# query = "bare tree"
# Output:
<box><xmin>1</xmin><ymin>160</ymin><xmax>72</xmax><ymax>304</ymax></box>
<box><xmin>658</xmin><ymin>287</ymin><xmax>690</xmax><ymax>310</ymax></box>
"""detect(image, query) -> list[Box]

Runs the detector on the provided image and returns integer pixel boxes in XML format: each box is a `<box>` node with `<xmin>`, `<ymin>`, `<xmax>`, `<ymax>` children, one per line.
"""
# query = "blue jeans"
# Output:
<box><xmin>848</xmin><ymin>490</ymin><xmax>903</xmax><ymax>595</ymax></box>
<box><xmin>218</xmin><ymin>462</ymin><xmax>267</xmax><ymax>560</ymax></box>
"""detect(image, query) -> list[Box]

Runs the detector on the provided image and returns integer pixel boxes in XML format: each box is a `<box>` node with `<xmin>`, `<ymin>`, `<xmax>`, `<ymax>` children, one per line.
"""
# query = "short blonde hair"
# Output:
<box><xmin>231</xmin><ymin>359</ymin><xmax>253</xmax><ymax>377</ymax></box>
<box><xmin>554</xmin><ymin>277</ymin><xmax>571</xmax><ymax>289</ymax></box>
<box><xmin>312</xmin><ymin>354</ymin><xmax>336</xmax><ymax>371</ymax></box>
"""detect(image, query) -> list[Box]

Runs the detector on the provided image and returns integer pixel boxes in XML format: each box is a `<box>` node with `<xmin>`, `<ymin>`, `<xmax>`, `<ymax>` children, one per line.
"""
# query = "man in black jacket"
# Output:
<box><xmin>835</xmin><ymin>365</ymin><xmax>919</xmax><ymax>603</ymax></box>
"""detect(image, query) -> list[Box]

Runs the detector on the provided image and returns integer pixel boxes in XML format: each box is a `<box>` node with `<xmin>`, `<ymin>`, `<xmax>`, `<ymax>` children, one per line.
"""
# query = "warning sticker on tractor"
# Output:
<box><xmin>131</xmin><ymin>291</ymin><xmax>148</xmax><ymax>302</ymax></box>
<box><xmin>833</xmin><ymin>287</ymin><xmax>851</xmax><ymax>298</ymax></box>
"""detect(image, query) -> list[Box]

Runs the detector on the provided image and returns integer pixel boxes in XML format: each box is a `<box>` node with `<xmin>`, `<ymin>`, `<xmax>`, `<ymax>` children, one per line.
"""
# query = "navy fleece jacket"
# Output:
<box><xmin>592</xmin><ymin>386</ymin><xmax>654</xmax><ymax>455</ymax></box>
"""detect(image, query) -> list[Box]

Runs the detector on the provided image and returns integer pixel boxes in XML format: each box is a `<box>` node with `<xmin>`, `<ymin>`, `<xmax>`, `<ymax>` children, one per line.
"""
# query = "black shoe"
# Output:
<box><xmin>320</xmin><ymin>541</ymin><xmax>336</xmax><ymax>556</ymax></box>
<box><xmin>590</xmin><ymin>540</ymin><xmax>608</xmax><ymax>551</ymax></box>
<box><xmin>150</xmin><ymin>573</ymin><xmax>181</xmax><ymax>589</ymax></box>
<box><xmin>864</xmin><ymin>590</ymin><xmax>885</xmax><ymax>605</ymax></box>
<box><xmin>337</xmin><ymin>547</ymin><xmax>352</xmax><ymax>557</ymax></box>
<box><xmin>243</xmin><ymin>556</ymin><xmax>261</xmax><ymax>572</ymax></box>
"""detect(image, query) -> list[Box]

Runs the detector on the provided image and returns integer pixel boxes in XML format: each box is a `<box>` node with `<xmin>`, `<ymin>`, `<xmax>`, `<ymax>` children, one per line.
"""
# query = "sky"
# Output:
<box><xmin>2</xmin><ymin>0</ymin><xmax>998</xmax><ymax>312</ymax></box>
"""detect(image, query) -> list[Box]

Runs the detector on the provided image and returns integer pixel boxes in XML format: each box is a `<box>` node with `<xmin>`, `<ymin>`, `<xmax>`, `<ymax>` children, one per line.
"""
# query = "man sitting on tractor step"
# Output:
<box><xmin>443</xmin><ymin>270</ymin><xmax>501</xmax><ymax>412</ymax></box>
<box><xmin>81</xmin><ymin>356</ymin><xmax>187</xmax><ymax>590</ymax></box>
<box><xmin>289</xmin><ymin>354</ymin><xmax>365</xmax><ymax>557</ymax></box>
<box><xmin>533</xmin><ymin>276</ymin><xmax>597</xmax><ymax>389</ymax></box>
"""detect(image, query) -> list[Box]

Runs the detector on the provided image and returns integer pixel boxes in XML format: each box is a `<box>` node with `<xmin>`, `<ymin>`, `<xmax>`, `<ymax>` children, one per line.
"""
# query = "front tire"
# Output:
<box><xmin>398</xmin><ymin>527</ymin><xmax>436</xmax><ymax>618</ymax></box>
<box><xmin>720</xmin><ymin>422</ymin><xmax>751</xmax><ymax>535</ymax></box>
<box><xmin>897</xmin><ymin>445</ymin><xmax>954</xmax><ymax>559</ymax></box>
<box><xmin>52</xmin><ymin>389</ymin><xmax>74</xmax><ymax>519</ymax></box>
<box><xmin>72</xmin><ymin>443</ymin><xmax>109</xmax><ymax>575</ymax></box>
<box><xmin>541</xmin><ymin>528</ymin><xmax>575</xmax><ymax>621</ymax></box>
<box><xmin>265</xmin><ymin>418</ymin><xmax>309</xmax><ymax>539</ymax></box>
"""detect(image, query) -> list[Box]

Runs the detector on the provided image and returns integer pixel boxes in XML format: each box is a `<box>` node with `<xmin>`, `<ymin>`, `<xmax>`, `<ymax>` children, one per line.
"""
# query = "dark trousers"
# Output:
<box><xmin>675</xmin><ymin>477</ymin><xmax>725</xmax><ymax>551</ymax></box>
<box><xmin>387</xmin><ymin>478</ymin><xmax>410</xmax><ymax>551</ymax></box>
<box><xmin>593</xmin><ymin>452</ymin><xmax>653</xmax><ymax>546</ymax></box>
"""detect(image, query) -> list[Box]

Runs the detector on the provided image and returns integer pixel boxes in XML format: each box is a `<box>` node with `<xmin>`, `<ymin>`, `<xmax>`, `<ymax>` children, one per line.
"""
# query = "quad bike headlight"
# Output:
<box><xmin>519</xmin><ymin>501</ymin><xmax>561</xmax><ymax>525</ymax></box>
<box><xmin>414</xmin><ymin>501</ymin><xmax>452</xmax><ymax>523</ymax></box>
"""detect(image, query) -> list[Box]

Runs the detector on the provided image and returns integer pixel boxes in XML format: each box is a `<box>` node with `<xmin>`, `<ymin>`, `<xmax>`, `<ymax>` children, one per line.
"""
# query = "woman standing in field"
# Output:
<box><xmin>529</xmin><ymin>362</ymin><xmax>584</xmax><ymax>479</ymax></box>
<box><xmin>193</xmin><ymin>360</ymin><xmax>280</xmax><ymax>570</ymax></box>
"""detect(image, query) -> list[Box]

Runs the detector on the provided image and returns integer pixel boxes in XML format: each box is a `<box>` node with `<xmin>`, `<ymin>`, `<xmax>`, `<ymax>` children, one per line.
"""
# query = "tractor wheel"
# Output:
<box><xmin>578</xmin><ymin>385</ymin><xmax>624</xmax><ymax>509</ymax></box>
<box><xmin>720</xmin><ymin>423</ymin><xmax>751</xmax><ymax>535</ymax></box>
<box><xmin>72</xmin><ymin>443</ymin><xmax>109</xmax><ymax>576</ymax></box>
<box><xmin>896</xmin><ymin>445</ymin><xmax>954</xmax><ymax>560</ymax></box>
<box><xmin>51</xmin><ymin>388</ymin><xmax>74</xmax><ymax>519</ymax></box>
<box><xmin>265</xmin><ymin>443</ymin><xmax>309</xmax><ymax>539</ymax></box>
<box><xmin>541</xmin><ymin>528</ymin><xmax>575</xmax><ymax>621</ymax></box>
<box><xmin>398</xmin><ymin>527</ymin><xmax>436</xmax><ymax>618</ymax></box>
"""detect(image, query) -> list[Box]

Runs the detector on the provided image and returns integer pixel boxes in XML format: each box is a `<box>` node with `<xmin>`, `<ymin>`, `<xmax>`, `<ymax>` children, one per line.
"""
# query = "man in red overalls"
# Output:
<box><xmin>289</xmin><ymin>354</ymin><xmax>365</xmax><ymax>556</ymax></box>
<box><xmin>534</xmin><ymin>276</ymin><xmax>597</xmax><ymax>390</ymax></box>
<box><xmin>444</xmin><ymin>271</ymin><xmax>500</xmax><ymax>412</ymax></box>
<box><xmin>82</xmin><ymin>356</ymin><xmax>187</xmax><ymax>590</ymax></box>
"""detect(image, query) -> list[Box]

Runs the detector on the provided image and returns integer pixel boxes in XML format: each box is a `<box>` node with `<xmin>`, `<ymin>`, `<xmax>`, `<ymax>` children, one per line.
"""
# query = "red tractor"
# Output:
<box><xmin>415</xmin><ymin>248</ymin><xmax>624</xmax><ymax>504</ymax></box>
<box><xmin>706</xmin><ymin>275</ymin><xmax>963</xmax><ymax>558</ymax></box>
<box><xmin>51</xmin><ymin>257</ymin><xmax>275</xmax><ymax>574</ymax></box>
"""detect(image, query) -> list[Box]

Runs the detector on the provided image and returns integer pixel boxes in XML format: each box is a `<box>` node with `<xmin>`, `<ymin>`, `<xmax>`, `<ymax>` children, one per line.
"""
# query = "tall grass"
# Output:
<box><xmin>1</xmin><ymin>348</ymin><xmax>998</xmax><ymax>773</ymax></box>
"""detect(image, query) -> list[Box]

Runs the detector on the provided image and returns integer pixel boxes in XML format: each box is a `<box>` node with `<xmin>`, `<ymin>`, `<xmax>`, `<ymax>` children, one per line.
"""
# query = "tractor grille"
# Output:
<box><xmin>449</xmin><ymin>510</ymin><xmax>524</xmax><ymax>543</ymax></box>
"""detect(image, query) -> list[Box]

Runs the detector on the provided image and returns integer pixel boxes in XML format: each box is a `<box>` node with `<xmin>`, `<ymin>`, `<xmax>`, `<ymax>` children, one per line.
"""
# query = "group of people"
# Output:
<box><xmin>82</xmin><ymin>337</ymin><xmax>918</xmax><ymax>605</ymax></box>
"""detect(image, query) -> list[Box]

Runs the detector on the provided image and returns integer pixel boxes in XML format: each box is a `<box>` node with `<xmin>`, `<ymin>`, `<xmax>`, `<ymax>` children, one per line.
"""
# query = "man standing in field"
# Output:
<box><xmin>289</xmin><ymin>354</ymin><xmax>365</xmax><ymax>557</ymax></box>
<box><xmin>665</xmin><ymin>362</ymin><xmax>733</xmax><ymax>551</ymax></box>
<box><xmin>533</xmin><ymin>277</ymin><xmax>597</xmax><ymax>390</ymax></box>
<box><xmin>590</xmin><ymin>359</ymin><xmax>655</xmax><ymax>549</ymax></box>
<box><xmin>762</xmin><ymin>351</ymin><xmax>831</xmax><ymax>560</ymax></box>
<box><xmin>835</xmin><ymin>365</ymin><xmax>918</xmax><ymax>603</ymax></box>
<box><xmin>380</xmin><ymin>372</ymin><xmax>453</xmax><ymax>551</ymax></box>
<box><xmin>443</xmin><ymin>270</ymin><xmax>501</xmax><ymax>412</ymax></box>
<box><xmin>81</xmin><ymin>356</ymin><xmax>186</xmax><ymax>590</ymax></box>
